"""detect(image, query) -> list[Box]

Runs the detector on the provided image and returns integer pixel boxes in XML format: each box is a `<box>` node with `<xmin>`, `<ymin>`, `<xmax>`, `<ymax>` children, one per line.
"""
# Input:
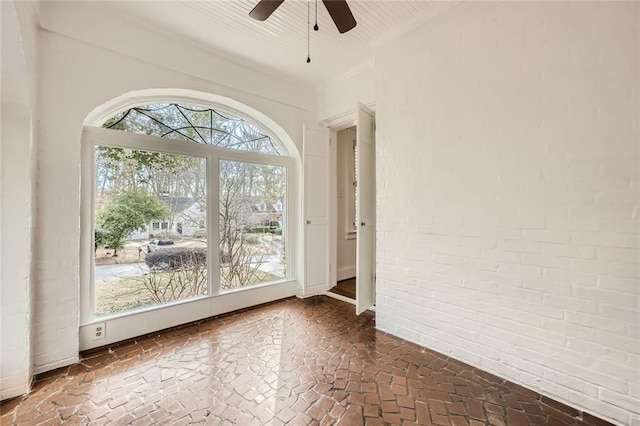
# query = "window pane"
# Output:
<box><xmin>94</xmin><ymin>146</ymin><xmax>207</xmax><ymax>317</ymax></box>
<box><xmin>103</xmin><ymin>104</ymin><xmax>282</xmax><ymax>155</ymax></box>
<box><xmin>219</xmin><ymin>160</ymin><xmax>286</xmax><ymax>291</ymax></box>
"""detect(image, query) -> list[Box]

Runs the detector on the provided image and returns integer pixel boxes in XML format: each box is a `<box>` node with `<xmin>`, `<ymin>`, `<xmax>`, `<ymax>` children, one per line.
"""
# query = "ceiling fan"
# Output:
<box><xmin>249</xmin><ymin>0</ymin><xmax>357</xmax><ymax>34</ymax></box>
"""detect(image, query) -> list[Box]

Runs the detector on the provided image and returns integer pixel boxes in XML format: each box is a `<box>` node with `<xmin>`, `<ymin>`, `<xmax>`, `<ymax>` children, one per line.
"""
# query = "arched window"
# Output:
<box><xmin>82</xmin><ymin>100</ymin><xmax>294</xmax><ymax>331</ymax></box>
<box><xmin>103</xmin><ymin>103</ymin><xmax>282</xmax><ymax>154</ymax></box>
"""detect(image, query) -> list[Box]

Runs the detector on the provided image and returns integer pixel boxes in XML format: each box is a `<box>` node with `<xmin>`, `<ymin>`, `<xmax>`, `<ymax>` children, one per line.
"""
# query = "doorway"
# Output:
<box><xmin>330</xmin><ymin>126</ymin><xmax>357</xmax><ymax>300</ymax></box>
<box><xmin>323</xmin><ymin>102</ymin><xmax>376</xmax><ymax>314</ymax></box>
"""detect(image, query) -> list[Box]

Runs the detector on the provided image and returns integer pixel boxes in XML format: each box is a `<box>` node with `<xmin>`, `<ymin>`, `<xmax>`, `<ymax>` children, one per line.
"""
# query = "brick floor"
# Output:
<box><xmin>0</xmin><ymin>296</ymin><xmax>614</xmax><ymax>425</ymax></box>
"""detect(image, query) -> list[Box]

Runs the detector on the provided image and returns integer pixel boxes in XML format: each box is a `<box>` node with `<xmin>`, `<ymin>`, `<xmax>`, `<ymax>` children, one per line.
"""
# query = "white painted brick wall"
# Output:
<box><xmin>0</xmin><ymin>106</ymin><xmax>34</xmax><ymax>399</ymax></box>
<box><xmin>1</xmin><ymin>0</ymin><xmax>36</xmax><ymax>399</ymax></box>
<box><xmin>375</xmin><ymin>2</ymin><xmax>639</xmax><ymax>425</ymax></box>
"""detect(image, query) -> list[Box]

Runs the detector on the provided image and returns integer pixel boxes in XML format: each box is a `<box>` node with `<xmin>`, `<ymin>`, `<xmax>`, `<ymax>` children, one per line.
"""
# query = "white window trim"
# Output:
<box><xmin>80</xmin><ymin>124</ymin><xmax>297</xmax><ymax>350</ymax></box>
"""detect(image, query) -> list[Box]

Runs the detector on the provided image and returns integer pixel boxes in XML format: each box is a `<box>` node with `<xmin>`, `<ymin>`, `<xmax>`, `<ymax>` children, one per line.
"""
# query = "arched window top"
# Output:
<box><xmin>102</xmin><ymin>103</ymin><xmax>282</xmax><ymax>155</ymax></box>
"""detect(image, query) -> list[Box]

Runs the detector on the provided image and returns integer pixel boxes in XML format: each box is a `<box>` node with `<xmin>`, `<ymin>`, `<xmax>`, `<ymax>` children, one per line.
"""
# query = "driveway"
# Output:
<box><xmin>96</xmin><ymin>258</ymin><xmax>284</xmax><ymax>280</ymax></box>
<box><xmin>95</xmin><ymin>262</ymin><xmax>148</xmax><ymax>280</ymax></box>
<box><xmin>251</xmin><ymin>254</ymin><xmax>285</xmax><ymax>278</ymax></box>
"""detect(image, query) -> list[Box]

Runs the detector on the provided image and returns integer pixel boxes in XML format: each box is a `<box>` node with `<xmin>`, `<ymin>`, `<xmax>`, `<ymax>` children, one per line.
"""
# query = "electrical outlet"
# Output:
<box><xmin>92</xmin><ymin>322</ymin><xmax>106</xmax><ymax>341</ymax></box>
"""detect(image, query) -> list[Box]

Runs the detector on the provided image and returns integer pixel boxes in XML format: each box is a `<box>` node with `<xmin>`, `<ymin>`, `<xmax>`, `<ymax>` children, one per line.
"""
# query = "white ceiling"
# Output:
<box><xmin>90</xmin><ymin>1</ymin><xmax>445</xmax><ymax>87</ymax></box>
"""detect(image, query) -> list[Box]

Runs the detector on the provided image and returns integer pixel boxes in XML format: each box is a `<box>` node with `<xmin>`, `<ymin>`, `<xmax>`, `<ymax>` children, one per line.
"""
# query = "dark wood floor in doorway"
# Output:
<box><xmin>1</xmin><ymin>296</ymin><xmax>613</xmax><ymax>425</ymax></box>
<box><xmin>329</xmin><ymin>278</ymin><xmax>356</xmax><ymax>299</ymax></box>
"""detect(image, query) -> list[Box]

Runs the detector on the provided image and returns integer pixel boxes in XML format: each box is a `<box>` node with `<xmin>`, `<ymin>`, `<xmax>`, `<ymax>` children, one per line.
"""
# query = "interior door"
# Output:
<box><xmin>303</xmin><ymin>124</ymin><xmax>330</xmax><ymax>296</ymax></box>
<box><xmin>356</xmin><ymin>103</ymin><xmax>376</xmax><ymax>314</ymax></box>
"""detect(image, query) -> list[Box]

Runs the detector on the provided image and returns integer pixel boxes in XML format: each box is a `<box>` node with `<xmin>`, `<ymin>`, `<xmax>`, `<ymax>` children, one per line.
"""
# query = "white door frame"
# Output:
<box><xmin>320</xmin><ymin>104</ymin><xmax>375</xmax><ymax>307</ymax></box>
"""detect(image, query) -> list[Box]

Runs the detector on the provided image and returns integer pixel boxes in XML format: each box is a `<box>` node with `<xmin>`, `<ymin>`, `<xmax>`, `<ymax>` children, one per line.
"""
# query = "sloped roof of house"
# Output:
<box><xmin>159</xmin><ymin>195</ymin><xmax>195</xmax><ymax>212</ymax></box>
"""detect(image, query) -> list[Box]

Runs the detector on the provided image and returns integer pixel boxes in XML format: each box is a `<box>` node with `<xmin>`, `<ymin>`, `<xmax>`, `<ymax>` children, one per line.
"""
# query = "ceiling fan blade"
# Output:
<box><xmin>249</xmin><ymin>0</ymin><xmax>284</xmax><ymax>21</ymax></box>
<box><xmin>322</xmin><ymin>0</ymin><xmax>357</xmax><ymax>33</ymax></box>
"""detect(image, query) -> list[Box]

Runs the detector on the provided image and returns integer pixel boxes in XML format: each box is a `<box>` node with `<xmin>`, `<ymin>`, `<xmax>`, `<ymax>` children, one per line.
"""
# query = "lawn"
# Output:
<box><xmin>94</xmin><ymin>268</ymin><xmax>280</xmax><ymax>317</ymax></box>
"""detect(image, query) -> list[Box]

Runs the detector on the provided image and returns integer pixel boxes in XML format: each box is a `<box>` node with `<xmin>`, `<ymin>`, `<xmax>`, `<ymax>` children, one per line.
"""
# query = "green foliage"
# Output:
<box><xmin>94</xmin><ymin>228</ymin><xmax>108</xmax><ymax>252</ymax></box>
<box><xmin>97</xmin><ymin>191</ymin><xmax>168</xmax><ymax>255</ymax></box>
<box><xmin>97</xmin><ymin>146</ymin><xmax>189</xmax><ymax>175</ymax></box>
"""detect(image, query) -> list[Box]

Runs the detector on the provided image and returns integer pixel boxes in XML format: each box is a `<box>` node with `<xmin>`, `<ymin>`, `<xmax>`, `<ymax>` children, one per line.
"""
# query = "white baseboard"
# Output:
<box><xmin>302</xmin><ymin>283</ymin><xmax>330</xmax><ymax>297</ymax></box>
<box><xmin>33</xmin><ymin>356</ymin><xmax>79</xmax><ymax>375</ymax></box>
<box><xmin>0</xmin><ymin>373</ymin><xmax>31</xmax><ymax>400</ymax></box>
<box><xmin>337</xmin><ymin>265</ymin><xmax>356</xmax><ymax>281</ymax></box>
<box><xmin>324</xmin><ymin>291</ymin><xmax>356</xmax><ymax>305</ymax></box>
